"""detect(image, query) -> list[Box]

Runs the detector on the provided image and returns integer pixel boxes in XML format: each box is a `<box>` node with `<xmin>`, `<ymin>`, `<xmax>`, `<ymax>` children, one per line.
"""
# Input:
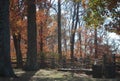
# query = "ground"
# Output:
<box><xmin>0</xmin><ymin>69</ymin><xmax>120</xmax><ymax>81</ymax></box>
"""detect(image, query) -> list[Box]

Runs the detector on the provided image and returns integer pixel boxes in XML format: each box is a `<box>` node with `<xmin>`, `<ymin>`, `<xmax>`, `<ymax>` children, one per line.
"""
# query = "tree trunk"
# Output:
<box><xmin>84</xmin><ymin>28</ymin><xmax>87</xmax><ymax>57</ymax></box>
<box><xmin>0</xmin><ymin>0</ymin><xmax>16</xmax><ymax>77</ymax></box>
<box><xmin>25</xmin><ymin>0</ymin><xmax>38</xmax><ymax>70</ymax></box>
<box><xmin>78</xmin><ymin>32</ymin><xmax>82</xmax><ymax>57</ymax></box>
<box><xmin>70</xmin><ymin>4</ymin><xmax>76</xmax><ymax>63</ymax></box>
<box><xmin>70</xmin><ymin>3</ymin><xmax>79</xmax><ymax>63</ymax></box>
<box><xmin>63</xmin><ymin>30</ymin><xmax>67</xmax><ymax>55</ymax></box>
<box><xmin>94</xmin><ymin>28</ymin><xmax>98</xmax><ymax>58</ymax></box>
<box><xmin>58</xmin><ymin>0</ymin><xmax>62</xmax><ymax>63</ymax></box>
<box><xmin>13</xmin><ymin>33</ymin><xmax>23</xmax><ymax>68</ymax></box>
<box><xmin>39</xmin><ymin>25</ymin><xmax>43</xmax><ymax>52</ymax></box>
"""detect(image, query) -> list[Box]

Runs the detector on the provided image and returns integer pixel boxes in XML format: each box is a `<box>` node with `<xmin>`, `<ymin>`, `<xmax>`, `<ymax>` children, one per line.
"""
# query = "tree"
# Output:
<box><xmin>0</xmin><ymin>0</ymin><xmax>16</xmax><ymax>77</ymax></box>
<box><xmin>84</xmin><ymin>0</ymin><xmax>119</xmax><ymax>34</ymax></box>
<box><xmin>83</xmin><ymin>0</ymin><xmax>105</xmax><ymax>59</ymax></box>
<box><xmin>25</xmin><ymin>0</ymin><xmax>38</xmax><ymax>70</ymax></box>
<box><xmin>94</xmin><ymin>28</ymin><xmax>98</xmax><ymax>58</ymax></box>
<box><xmin>70</xmin><ymin>2</ymin><xmax>79</xmax><ymax>63</ymax></box>
<box><xmin>105</xmin><ymin>1</ymin><xmax>120</xmax><ymax>34</ymax></box>
<box><xmin>10</xmin><ymin>0</ymin><xmax>24</xmax><ymax>68</ymax></box>
<box><xmin>58</xmin><ymin>0</ymin><xmax>62</xmax><ymax>63</ymax></box>
<box><xmin>12</xmin><ymin>32</ymin><xmax>23</xmax><ymax>68</ymax></box>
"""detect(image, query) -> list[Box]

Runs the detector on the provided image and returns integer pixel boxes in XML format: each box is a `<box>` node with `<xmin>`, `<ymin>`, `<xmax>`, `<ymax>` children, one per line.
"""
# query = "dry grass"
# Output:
<box><xmin>0</xmin><ymin>69</ymin><xmax>119</xmax><ymax>81</ymax></box>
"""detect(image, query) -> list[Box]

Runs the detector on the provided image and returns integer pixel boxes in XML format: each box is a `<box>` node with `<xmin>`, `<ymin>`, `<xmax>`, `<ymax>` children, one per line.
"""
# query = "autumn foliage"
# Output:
<box><xmin>9</xmin><ymin>0</ymin><xmax>120</xmax><ymax>64</ymax></box>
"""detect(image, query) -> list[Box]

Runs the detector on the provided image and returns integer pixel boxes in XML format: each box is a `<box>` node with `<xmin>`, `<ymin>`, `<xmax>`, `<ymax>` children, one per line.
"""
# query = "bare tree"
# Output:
<box><xmin>70</xmin><ymin>2</ymin><xmax>79</xmax><ymax>63</ymax></box>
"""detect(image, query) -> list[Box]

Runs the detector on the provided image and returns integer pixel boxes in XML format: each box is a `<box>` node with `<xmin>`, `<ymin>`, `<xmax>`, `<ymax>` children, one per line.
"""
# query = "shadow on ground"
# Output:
<box><xmin>0</xmin><ymin>69</ymin><xmax>37</xmax><ymax>81</ymax></box>
<box><xmin>0</xmin><ymin>69</ymin><xmax>120</xmax><ymax>81</ymax></box>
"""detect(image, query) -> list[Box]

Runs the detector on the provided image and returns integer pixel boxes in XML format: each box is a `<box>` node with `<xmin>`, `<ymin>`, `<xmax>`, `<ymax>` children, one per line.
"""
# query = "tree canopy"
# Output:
<box><xmin>84</xmin><ymin>0</ymin><xmax>120</xmax><ymax>34</ymax></box>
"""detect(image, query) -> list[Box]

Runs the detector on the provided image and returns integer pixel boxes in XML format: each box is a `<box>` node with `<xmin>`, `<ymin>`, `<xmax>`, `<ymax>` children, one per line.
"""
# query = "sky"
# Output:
<box><xmin>109</xmin><ymin>33</ymin><xmax>120</xmax><ymax>40</ymax></box>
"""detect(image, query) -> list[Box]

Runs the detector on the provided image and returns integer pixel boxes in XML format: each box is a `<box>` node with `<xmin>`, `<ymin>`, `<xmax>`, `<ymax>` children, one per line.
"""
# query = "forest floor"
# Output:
<box><xmin>0</xmin><ymin>69</ymin><xmax>120</xmax><ymax>81</ymax></box>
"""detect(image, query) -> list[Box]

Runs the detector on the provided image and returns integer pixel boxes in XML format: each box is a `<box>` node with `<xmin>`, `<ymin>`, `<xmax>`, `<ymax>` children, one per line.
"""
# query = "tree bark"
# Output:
<box><xmin>78</xmin><ymin>32</ymin><xmax>82</xmax><ymax>57</ymax></box>
<box><xmin>39</xmin><ymin>24</ymin><xmax>43</xmax><ymax>52</ymax></box>
<box><xmin>25</xmin><ymin>0</ymin><xmax>38</xmax><ymax>70</ymax></box>
<box><xmin>70</xmin><ymin>3</ymin><xmax>79</xmax><ymax>63</ymax></box>
<box><xmin>0</xmin><ymin>0</ymin><xmax>16</xmax><ymax>77</ymax></box>
<box><xmin>94</xmin><ymin>28</ymin><xmax>98</xmax><ymax>58</ymax></box>
<box><xmin>58</xmin><ymin>0</ymin><xmax>62</xmax><ymax>63</ymax></box>
<box><xmin>13</xmin><ymin>33</ymin><xmax>23</xmax><ymax>68</ymax></box>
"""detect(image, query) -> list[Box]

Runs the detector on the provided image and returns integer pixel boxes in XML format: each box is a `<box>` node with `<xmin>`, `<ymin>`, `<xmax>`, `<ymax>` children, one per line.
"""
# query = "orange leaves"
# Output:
<box><xmin>10</xmin><ymin>0</ymin><xmax>18</xmax><ymax>8</ymax></box>
<box><xmin>12</xmin><ymin>0</ymin><xmax>18</xmax><ymax>4</ymax></box>
<box><xmin>16</xmin><ymin>19</ymin><xmax>23</xmax><ymax>27</ymax></box>
<box><xmin>36</xmin><ymin>10</ymin><xmax>48</xmax><ymax>25</ymax></box>
<box><xmin>105</xmin><ymin>0</ymin><xmax>118</xmax><ymax>10</ymax></box>
<box><xmin>10</xmin><ymin>0</ymin><xmax>27</xmax><ymax>33</ymax></box>
<box><xmin>82</xmin><ymin>0</ymin><xmax>88</xmax><ymax>9</ymax></box>
<box><xmin>77</xmin><ymin>27</ymin><xmax>82</xmax><ymax>33</ymax></box>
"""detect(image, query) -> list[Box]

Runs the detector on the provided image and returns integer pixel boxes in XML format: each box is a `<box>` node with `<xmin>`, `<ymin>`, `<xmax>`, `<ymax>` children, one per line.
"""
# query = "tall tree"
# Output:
<box><xmin>0</xmin><ymin>0</ymin><xmax>16</xmax><ymax>77</ymax></box>
<box><xmin>83</xmin><ymin>0</ymin><xmax>104</xmax><ymax>59</ymax></box>
<box><xmin>25</xmin><ymin>0</ymin><xmax>38</xmax><ymax>70</ymax></box>
<box><xmin>70</xmin><ymin>2</ymin><xmax>79</xmax><ymax>63</ymax></box>
<box><xmin>10</xmin><ymin>0</ymin><xmax>24</xmax><ymax>68</ymax></box>
<box><xmin>12</xmin><ymin>32</ymin><xmax>23</xmax><ymax>68</ymax></box>
<box><xmin>58</xmin><ymin>0</ymin><xmax>62</xmax><ymax>63</ymax></box>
